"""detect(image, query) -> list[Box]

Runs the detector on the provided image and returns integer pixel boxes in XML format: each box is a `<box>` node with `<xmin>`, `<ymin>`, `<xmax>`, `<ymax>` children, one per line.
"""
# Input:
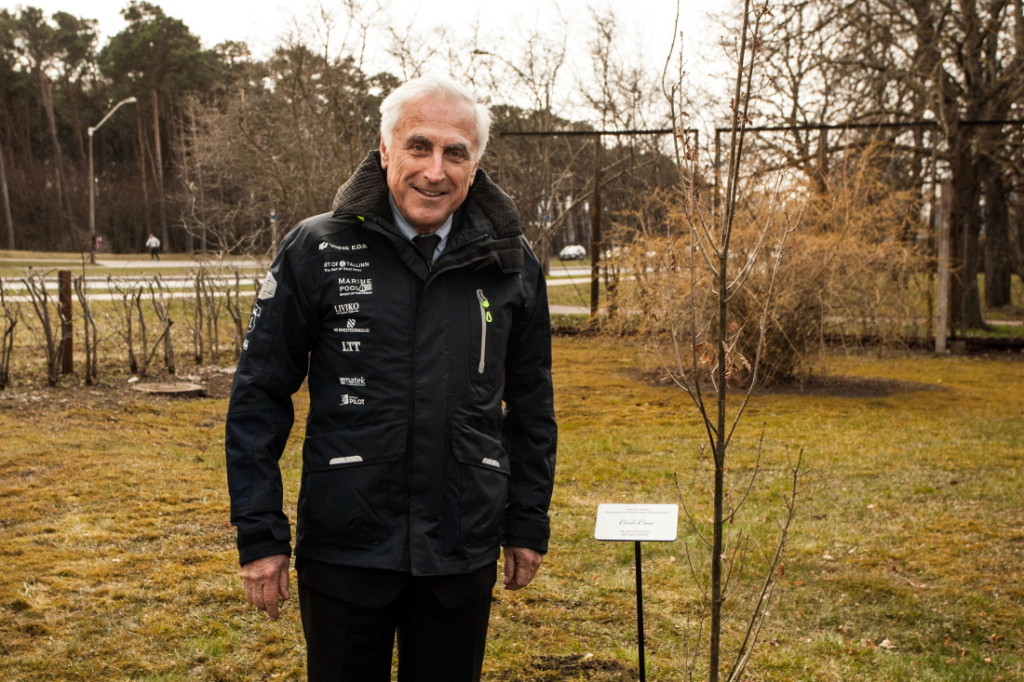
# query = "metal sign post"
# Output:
<box><xmin>595</xmin><ymin>504</ymin><xmax>679</xmax><ymax>681</ymax></box>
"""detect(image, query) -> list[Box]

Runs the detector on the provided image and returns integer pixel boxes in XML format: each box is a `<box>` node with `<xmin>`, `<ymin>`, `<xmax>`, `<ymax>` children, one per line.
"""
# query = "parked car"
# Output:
<box><xmin>559</xmin><ymin>244</ymin><xmax>587</xmax><ymax>261</ymax></box>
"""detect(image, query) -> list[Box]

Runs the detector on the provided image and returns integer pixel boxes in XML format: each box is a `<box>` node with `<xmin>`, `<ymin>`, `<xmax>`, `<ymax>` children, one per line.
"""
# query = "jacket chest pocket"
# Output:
<box><xmin>465</xmin><ymin>281</ymin><xmax>518</xmax><ymax>396</ymax></box>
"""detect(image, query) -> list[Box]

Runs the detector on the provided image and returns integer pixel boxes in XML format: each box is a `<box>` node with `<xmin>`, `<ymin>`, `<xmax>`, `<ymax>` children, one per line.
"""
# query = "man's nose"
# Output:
<box><xmin>422</xmin><ymin>152</ymin><xmax>446</xmax><ymax>183</ymax></box>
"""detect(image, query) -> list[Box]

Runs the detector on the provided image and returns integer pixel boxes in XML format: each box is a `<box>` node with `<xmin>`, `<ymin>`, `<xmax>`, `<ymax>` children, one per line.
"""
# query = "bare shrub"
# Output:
<box><xmin>145</xmin><ymin>277</ymin><xmax>177</xmax><ymax>375</ymax></box>
<box><xmin>0</xmin><ymin>279</ymin><xmax>19</xmax><ymax>389</ymax></box>
<box><xmin>802</xmin><ymin>143</ymin><xmax>933</xmax><ymax>347</ymax></box>
<box><xmin>182</xmin><ymin>265</ymin><xmax>256</xmax><ymax>365</ymax></box>
<box><xmin>107</xmin><ymin>276</ymin><xmax>145</xmax><ymax>375</ymax></box>
<box><xmin>73</xmin><ymin>275</ymin><xmax>98</xmax><ymax>385</ymax></box>
<box><xmin>20</xmin><ymin>270</ymin><xmax>66</xmax><ymax>386</ymax></box>
<box><xmin>602</xmin><ymin>143</ymin><xmax>931</xmax><ymax>386</ymax></box>
<box><xmin>600</xmin><ymin>185</ymin><xmax>812</xmax><ymax>386</ymax></box>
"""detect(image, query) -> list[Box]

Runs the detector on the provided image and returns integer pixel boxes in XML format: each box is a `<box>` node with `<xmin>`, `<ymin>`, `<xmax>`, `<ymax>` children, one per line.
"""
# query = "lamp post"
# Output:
<box><xmin>88</xmin><ymin>96</ymin><xmax>137</xmax><ymax>264</ymax></box>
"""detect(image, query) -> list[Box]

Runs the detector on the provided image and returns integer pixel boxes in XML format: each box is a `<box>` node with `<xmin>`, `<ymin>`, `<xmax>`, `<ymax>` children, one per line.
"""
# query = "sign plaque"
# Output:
<box><xmin>594</xmin><ymin>503</ymin><xmax>679</xmax><ymax>542</ymax></box>
<box><xmin>593</xmin><ymin>503</ymin><xmax>679</xmax><ymax>681</ymax></box>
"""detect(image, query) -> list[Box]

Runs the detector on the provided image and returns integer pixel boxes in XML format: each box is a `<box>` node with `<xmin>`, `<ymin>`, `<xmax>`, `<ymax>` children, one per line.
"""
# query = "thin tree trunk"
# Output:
<box><xmin>187</xmin><ymin>101</ymin><xmax>208</xmax><ymax>253</ymax></box>
<box><xmin>62</xmin><ymin>79</ymin><xmax>87</xmax><ymax>163</ymax></box>
<box><xmin>950</xmin><ymin>127</ymin><xmax>986</xmax><ymax>330</ymax></box>
<box><xmin>39</xmin><ymin>74</ymin><xmax>78</xmax><ymax>241</ymax></box>
<box><xmin>0</xmin><ymin>121</ymin><xmax>15</xmax><ymax>250</ymax></box>
<box><xmin>135</xmin><ymin>111</ymin><xmax>151</xmax><ymax>240</ymax></box>
<box><xmin>982</xmin><ymin>163</ymin><xmax>1012</xmax><ymax>308</ymax></box>
<box><xmin>151</xmin><ymin>88</ymin><xmax>169</xmax><ymax>248</ymax></box>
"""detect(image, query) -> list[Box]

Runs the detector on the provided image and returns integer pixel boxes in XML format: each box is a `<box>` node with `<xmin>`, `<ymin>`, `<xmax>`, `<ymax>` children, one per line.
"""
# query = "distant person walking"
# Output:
<box><xmin>145</xmin><ymin>234</ymin><xmax>161</xmax><ymax>260</ymax></box>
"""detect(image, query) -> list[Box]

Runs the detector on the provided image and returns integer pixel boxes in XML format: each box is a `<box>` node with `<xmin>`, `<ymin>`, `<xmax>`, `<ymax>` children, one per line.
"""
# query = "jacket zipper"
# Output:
<box><xmin>476</xmin><ymin>289</ymin><xmax>491</xmax><ymax>374</ymax></box>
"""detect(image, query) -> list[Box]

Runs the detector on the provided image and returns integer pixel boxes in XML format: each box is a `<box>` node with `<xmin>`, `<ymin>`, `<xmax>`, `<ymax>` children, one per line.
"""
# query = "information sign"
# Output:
<box><xmin>594</xmin><ymin>503</ymin><xmax>679</xmax><ymax>542</ymax></box>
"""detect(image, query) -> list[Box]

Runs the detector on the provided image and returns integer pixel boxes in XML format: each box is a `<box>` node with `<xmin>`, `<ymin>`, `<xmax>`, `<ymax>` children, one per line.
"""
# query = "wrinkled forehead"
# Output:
<box><xmin>397</xmin><ymin>96</ymin><xmax>479</xmax><ymax>146</ymax></box>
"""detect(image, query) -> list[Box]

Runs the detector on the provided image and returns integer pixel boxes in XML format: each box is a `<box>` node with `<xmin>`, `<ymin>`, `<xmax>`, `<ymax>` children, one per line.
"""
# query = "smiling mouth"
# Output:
<box><xmin>414</xmin><ymin>187</ymin><xmax>446</xmax><ymax>198</ymax></box>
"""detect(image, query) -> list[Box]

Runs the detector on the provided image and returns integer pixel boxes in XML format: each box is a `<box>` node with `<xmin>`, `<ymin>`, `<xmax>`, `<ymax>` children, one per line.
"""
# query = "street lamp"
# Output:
<box><xmin>88</xmin><ymin>96</ymin><xmax>137</xmax><ymax>264</ymax></box>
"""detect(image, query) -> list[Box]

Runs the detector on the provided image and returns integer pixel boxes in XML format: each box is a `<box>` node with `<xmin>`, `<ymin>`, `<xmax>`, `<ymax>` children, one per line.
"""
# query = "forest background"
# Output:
<box><xmin>2</xmin><ymin>0</ymin><xmax>1023</xmax><ymax>337</ymax></box>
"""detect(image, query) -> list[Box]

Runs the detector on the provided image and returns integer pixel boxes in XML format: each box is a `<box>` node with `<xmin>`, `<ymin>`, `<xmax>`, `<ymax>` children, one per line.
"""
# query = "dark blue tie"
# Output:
<box><xmin>413</xmin><ymin>234</ymin><xmax>441</xmax><ymax>262</ymax></box>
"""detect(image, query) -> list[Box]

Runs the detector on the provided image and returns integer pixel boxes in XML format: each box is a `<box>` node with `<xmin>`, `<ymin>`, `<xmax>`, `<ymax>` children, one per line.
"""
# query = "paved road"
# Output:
<box><xmin>3</xmin><ymin>258</ymin><xmax>596</xmax><ymax>314</ymax></box>
<box><xmin>93</xmin><ymin>258</ymin><xmax>266</xmax><ymax>269</ymax></box>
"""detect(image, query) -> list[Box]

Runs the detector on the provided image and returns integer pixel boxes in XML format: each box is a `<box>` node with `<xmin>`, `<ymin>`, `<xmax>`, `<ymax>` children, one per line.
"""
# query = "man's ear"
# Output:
<box><xmin>379</xmin><ymin>135</ymin><xmax>389</xmax><ymax>168</ymax></box>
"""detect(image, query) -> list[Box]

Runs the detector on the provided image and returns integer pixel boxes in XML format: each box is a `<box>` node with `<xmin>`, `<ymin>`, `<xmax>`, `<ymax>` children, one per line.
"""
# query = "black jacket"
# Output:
<box><xmin>226</xmin><ymin>151</ymin><xmax>557</xmax><ymax>576</ymax></box>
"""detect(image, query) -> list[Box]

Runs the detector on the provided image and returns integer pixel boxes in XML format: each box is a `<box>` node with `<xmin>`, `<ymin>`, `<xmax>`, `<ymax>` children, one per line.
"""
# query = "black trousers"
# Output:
<box><xmin>297</xmin><ymin>560</ymin><xmax>496</xmax><ymax>682</ymax></box>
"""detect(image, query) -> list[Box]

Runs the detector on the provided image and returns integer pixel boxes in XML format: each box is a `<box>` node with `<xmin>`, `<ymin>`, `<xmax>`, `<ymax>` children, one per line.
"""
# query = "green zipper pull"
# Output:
<box><xmin>476</xmin><ymin>289</ymin><xmax>491</xmax><ymax>374</ymax></box>
<box><xmin>477</xmin><ymin>290</ymin><xmax>492</xmax><ymax>322</ymax></box>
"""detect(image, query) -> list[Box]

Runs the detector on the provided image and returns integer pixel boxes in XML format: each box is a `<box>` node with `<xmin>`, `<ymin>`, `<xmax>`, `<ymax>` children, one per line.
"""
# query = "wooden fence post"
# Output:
<box><xmin>59</xmin><ymin>270</ymin><xmax>73</xmax><ymax>374</ymax></box>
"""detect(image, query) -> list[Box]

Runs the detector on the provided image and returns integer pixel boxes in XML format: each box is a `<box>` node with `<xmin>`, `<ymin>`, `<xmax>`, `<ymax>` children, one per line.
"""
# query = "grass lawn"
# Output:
<box><xmin>1</xmin><ymin>337</ymin><xmax>1022</xmax><ymax>680</ymax></box>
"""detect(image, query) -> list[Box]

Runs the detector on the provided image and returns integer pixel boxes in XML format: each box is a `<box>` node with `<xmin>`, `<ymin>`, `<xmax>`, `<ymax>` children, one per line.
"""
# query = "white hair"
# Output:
<box><xmin>379</xmin><ymin>75</ymin><xmax>491</xmax><ymax>162</ymax></box>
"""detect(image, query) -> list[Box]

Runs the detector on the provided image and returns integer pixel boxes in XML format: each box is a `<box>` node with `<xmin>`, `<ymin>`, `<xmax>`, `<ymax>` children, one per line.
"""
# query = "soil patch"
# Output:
<box><xmin>627</xmin><ymin>367</ymin><xmax>942</xmax><ymax>399</ymax></box>
<box><xmin>492</xmin><ymin>653</ymin><xmax>633</xmax><ymax>681</ymax></box>
<box><xmin>758</xmin><ymin>373</ymin><xmax>943</xmax><ymax>398</ymax></box>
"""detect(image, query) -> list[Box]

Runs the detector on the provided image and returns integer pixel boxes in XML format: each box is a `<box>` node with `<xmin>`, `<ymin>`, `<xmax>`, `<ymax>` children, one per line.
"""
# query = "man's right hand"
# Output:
<box><xmin>240</xmin><ymin>554</ymin><xmax>291</xmax><ymax>621</ymax></box>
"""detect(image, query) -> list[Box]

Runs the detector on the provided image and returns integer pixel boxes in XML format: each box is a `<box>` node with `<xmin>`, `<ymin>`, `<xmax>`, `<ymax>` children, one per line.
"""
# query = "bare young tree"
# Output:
<box><xmin>606</xmin><ymin>2</ymin><xmax>806</xmax><ymax>679</ymax></box>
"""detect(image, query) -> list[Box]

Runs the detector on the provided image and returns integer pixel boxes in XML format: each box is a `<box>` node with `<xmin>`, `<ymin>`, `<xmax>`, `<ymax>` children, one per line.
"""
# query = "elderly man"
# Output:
<box><xmin>225</xmin><ymin>75</ymin><xmax>557</xmax><ymax>681</ymax></box>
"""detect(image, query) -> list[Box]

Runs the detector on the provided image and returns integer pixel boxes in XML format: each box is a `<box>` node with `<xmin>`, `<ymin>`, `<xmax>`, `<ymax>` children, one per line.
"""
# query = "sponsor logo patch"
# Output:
<box><xmin>334</xmin><ymin>302</ymin><xmax>360</xmax><ymax>315</ymax></box>
<box><xmin>338</xmin><ymin>376</ymin><xmax>366</xmax><ymax>386</ymax></box>
<box><xmin>258</xmin><ymin>272</ymin><xmax>277</xmax><ymax>300</ymax></box>
<box><xmin>339</xmin><ymin>394</ymin><xmax>365</xmax><ymax>406</ymax></box>
<box><xmin>247</xmin><ymin>302</ymin><xmax>262</xmax><ymax>332</ymax></box>
<box><xmin>340</xmin><ymin>341</ymin><xmax>361</xmax><ymax>352</ymax></box>
<box><xmin>334</xmin><ymin>318</ymin><xmax>370</xmax><ymax>334</ymax></box>
<box><xmin>338</xmin><ymin>278</ymin><xmax>373</xmax><ymax>297</ymax></box>
<box><xmin>320</xmin><ymin>241</ymin><xmax>368</xmax><ymax>252</ymax></box>
<box><xmin>323</xmin><ymin>259</ymin><xmax>370</xmax><ymax>273</ymax></box>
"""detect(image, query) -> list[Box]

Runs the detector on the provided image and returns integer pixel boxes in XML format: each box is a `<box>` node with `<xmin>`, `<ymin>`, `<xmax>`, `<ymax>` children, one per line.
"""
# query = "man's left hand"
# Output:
<box><xmin>502</xmin><ymin>546</ymin><xmax>543</xmax><ymax>590</ymax></box>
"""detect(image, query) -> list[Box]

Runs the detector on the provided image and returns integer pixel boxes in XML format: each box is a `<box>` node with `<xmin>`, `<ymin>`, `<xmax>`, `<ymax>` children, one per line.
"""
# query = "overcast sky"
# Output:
<box><xmin>24</xmin><ymin>0</ymin><xmax>728</xmax><ymax>71</ymax></box>
<box><xmin>22</xmin><ymin>0</ymin><xmax>737</xmax><ymax>122</ymax></box>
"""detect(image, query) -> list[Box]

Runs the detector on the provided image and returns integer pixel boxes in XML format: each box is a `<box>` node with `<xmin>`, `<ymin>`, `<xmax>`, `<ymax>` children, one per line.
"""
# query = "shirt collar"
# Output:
<box><xmin>388</xmin><ymin>193</ymin><xmax>452</xmax><ymax>259</ymax></box>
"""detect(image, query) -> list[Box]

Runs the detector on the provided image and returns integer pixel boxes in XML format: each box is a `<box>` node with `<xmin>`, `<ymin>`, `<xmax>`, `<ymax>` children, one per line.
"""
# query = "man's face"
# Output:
<box><xmin>380</xmin><ymin>96</ymin><xmax>480</xmax><ymax>234</ymax></box>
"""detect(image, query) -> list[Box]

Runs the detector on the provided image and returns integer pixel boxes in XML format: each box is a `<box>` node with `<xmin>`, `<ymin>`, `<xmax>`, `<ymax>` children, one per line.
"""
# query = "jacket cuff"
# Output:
<box><xmin>236</xmin><ymin>524</ymin><xmax>292</xmax><ymax>566</ymax></box>
<box><xmin>503</xmin><ymin>520</ymin><xmax>550</xmax><ymax>554</ymax></box>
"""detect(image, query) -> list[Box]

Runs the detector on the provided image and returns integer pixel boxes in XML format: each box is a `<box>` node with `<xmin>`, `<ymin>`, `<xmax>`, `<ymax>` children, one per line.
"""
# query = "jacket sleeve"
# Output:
<box><xmin>500</xmin><ymin>242</ymin><xmax>557</xmax><ymax>553</ymax></box>
<box><xmin>225</xmin><ymin>228</ymin><xmax>318</xmax><ymax>566</ymax></box>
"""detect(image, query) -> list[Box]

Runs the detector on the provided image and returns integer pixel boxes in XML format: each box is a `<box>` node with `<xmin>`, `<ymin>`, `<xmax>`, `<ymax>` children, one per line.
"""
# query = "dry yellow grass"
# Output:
<box><xmin>1</xmin><ymin>337</ymin><xmax>1022</xmax><ymax>680</ymax></box>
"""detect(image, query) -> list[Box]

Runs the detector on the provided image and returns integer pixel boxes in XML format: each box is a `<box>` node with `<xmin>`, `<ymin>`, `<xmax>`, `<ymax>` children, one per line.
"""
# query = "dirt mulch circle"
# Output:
<box><xmin>628</xmin><ymin>366</ymin><xmax>943</xmax><ymax>398</ymax></box>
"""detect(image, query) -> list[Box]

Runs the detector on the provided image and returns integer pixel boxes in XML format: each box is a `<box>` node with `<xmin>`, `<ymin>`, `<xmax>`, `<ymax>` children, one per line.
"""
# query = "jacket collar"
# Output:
<box><xmin>330</xmin><ymin>151</ymin><xmax>522</xmax><ymax>240</ymax></box>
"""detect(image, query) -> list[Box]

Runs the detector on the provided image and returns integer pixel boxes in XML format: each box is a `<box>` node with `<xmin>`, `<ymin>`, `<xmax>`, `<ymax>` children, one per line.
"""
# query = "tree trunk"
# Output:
<box><xmin>982</xmin><ymin>161</ymin><xmax>1012</xmax><ymax>308</ymax></box>
<box><xmin>950</xmin><ymin>128</ymin><xmax>986</xmax><ymax>330</ymax></box>
<box><xmin>61</xmin><ymin>78</ymin><xmax>87</xmax><ymax>164</ymax></box>
<box><xmin>135</xmin><ymin>111</ymin><xmax>152</xmax><ymax>242</ymax></box>
<box><xmin>39</xmin><ymin>74</ymin><xmax>79</xmax><ymax>242</ymax></box>
<box><xmin>0</xmin><ymin>123</ymin><xmax>14</xmax><ymax>250</ymax></box>
<box><xmin>151</xmin><ymin>88</ymin><xmax>169</xmax><ymax>248</ymax></box>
